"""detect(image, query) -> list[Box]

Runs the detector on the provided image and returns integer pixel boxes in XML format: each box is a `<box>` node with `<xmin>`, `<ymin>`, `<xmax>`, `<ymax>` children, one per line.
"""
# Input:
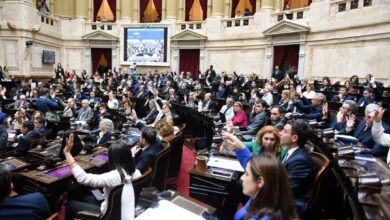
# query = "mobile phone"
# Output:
<box><xmin>91</xmin><ymin>189</ymin><xmax>105</xmax><ymax>202</ymax></box>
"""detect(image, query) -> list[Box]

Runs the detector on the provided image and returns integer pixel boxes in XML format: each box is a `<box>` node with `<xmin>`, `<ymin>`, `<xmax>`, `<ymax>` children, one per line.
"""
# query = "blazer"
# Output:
<box><xmin>134</xmin><ymin>139</ymin><xmax>163</xmax><ymax>173</ymax></box>
<box><xmin>0</xmin><ymin>192</ymin><xmax>51</xmax><ymax>220</ymax></box>
<box><xmin>353</xmin><ymin>120</ymin><xmax>390</xmax><ymax>157</ymax></box>
<box><xmin>137</xmin><ymin>90</ymin><xmax>149</xmax><ymax>99</ymax></box>
<box><xmin>76</xmin><ymin>107</ymin><xmax>94</xmax><ymax>123</ymax></box>
<box><xmin>232</xmin><ymin>110</ymin><xmax>248</xmax><ymax>129</ymax></box>
<box><xmin>283</xmin><ymin>147</ymin><xmax>317</xmax><ymax>200</ymax></box>
<box><xmin>241</xmin><ymin>111</ymin><xmax>268</xmax><ymax>135</ymax></box>
<box><xmin>294</xmin><ymin>102</ymin><xmax>323</xmax><ymax>121</ymax></box>
<box><xmin>97</xmin><ymin>132</ymin><xmax>111</xmax><ymax>145</ymax></box>
<box><xmin>144</xmin><ymin>108</ymin><xmax>159</xmax><ymax>125</ymax></box>
<box><xmin>36</xmin><ymin>97</ymin><xmax>59</xmax><ymax>113</ymax></box>
<box><xmin>357</xmin><ymin>97</ymin><xmax>374</xmax><ymax>107</ymax></box>
<box><xmin>0</xmin><ymin>125</ymin><xmax>8</xmax><ymax>154</ymax></box>
<box><xmin>13</xmin><ymin>129</ymin><xmax>44</xmax><ymax>157</ymax></box>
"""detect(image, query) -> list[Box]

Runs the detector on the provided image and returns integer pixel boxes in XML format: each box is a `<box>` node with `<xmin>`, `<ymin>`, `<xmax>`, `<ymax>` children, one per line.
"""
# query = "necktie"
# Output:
<box><xmin>282</xmin><ymin>152</ymin><xmax>289</xmax><ymax>164</ymax></box>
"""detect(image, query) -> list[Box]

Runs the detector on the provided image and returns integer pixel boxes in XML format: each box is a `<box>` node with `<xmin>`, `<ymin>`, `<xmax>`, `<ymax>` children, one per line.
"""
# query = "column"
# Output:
<box><xmin>132</xmin><ymin>0</ymin><xmax>139</xmax><ymax>22</ymax></box>
<box><xmin>87</xmin><ymin>0</ymin><xmax>93</xmax><ymax>21</ymax></box>
<box><xmin>261</xmin><ymin>0</ymin><xmax>275</xmax><ymax>10</ymax></box>
<box><xmin>161</xmin><ymin>0</ymin><xmax>166</xmax><ymax>20</ymax></box>
<box><xmin>256</xmin><ymin>0</ymin><xmax>261</xmax><ymax>11</ymax></box>
<box><xmin>224</xmin><ymin>0</ymin><xmax>230</xmax><ymax>18</ymax></box>
<box><xmin>75</xmin><ymin>0</ymin><xmax>87</xmax><ymax>19</ymax></box>
<box><xmin>116</xmin><ymin>0</ymin><xmax>121</xmax><ymax>20</ymax></box>
<box><xmin>211</xmin><ymin>0</ymin><xmax>224</xmax><ymax>17</ymax></box>
<box><xmin>275</xmin><ymin>0</ymin><xmax>282</xmax><ymax>11</ymax></box>
<box><xmin>165</xmin><ymin>0</ymin><xmax>177</xmax><ymax>20</ymax></box>
<box><xmin>49</xmin><ymin>0</ymin><xmax>54</xmax><ymax>14</ymax></box>
<box><xmin>207</xmin><ymin>0</ymin><xmax>212</xmax><ymax>18</ymax></box>
<box><xmin>121</xmin><ymin>0</ymin><xmax>131</xmax><ymax>20</ymax></box>
<box><xmin>178</xmin><ymin>0</ymin><xmax>184</xmax><ymax>21</ymax></box>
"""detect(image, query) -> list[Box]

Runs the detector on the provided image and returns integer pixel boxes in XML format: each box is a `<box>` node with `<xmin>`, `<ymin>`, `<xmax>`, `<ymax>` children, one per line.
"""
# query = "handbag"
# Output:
<box><xmin>45</xmin><ymin>111</ymin><xmax>60</xmax><ymax>123</ymax></box>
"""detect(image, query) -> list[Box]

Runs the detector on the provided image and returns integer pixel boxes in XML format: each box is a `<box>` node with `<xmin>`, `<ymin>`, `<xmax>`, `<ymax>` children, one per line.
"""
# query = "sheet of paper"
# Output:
<box><xmin>136</xmin><ymin>200</ymin><xmax>204</xmax><ymax>220</ymax></box>
<box><xmin>207</xmin><ymin>156</ymin><xmax>244</xmax><ymax>172</ymax></box>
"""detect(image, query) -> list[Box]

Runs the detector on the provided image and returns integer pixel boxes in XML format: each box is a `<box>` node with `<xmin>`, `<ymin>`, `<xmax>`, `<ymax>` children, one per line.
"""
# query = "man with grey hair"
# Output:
<box><xmin>219</xmin><ymin>97</ymin><xmax>235</xmax><ymax>122</ymax></box>
<box><xmin>198</xmin><ymin>93</ymin><xmax>214</xmax><ymax>112</ymax></box>
<box><xmin>293</xmin><ymin>92</ymin><xmax>324</xmax><ymax>121</ymax></box>
<box><xmin>76</xmin><ymin>99</ymin><xmax>94</xmax><ymax>125</ymax></box>
<box><xmin>345</xmin><ymin>103</ymin><xmax>390</xmax><ymax>158</ymax></box>
<box><xmin>261</xmin><ymin>85</ymin><xmax>273</xmax><ymax>107</ymax></box>
<box><xmin>329</xmin><ymin>100</ymin><xmax>358</xmax><ymax>130</ymax></box>
<box><xmin>96</xmin><ymin>118</ymin><xmax>114</xmax><ymax>145</ymax></box>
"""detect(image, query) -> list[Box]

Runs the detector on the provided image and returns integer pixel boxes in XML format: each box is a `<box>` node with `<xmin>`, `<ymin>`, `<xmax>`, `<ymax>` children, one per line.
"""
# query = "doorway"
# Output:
<box><xmin>91</xmin><ymin>48</ymin><xmax>112</xmax><ymax>75</ymax></box>
<box><xmin>273</xmin><ymin>45</ymin><xmax>299</xmax><ymax>74</ymax></box>
<box><xmin>179</xmin><ymin>49</ymin><xmax>200</xmax><ymax>78</ymax></box>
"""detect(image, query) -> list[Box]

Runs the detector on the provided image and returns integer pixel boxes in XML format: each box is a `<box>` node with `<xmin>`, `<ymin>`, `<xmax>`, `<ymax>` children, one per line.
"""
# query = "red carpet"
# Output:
<box><xmin>171</xmin><ymin>145</ymin><xmax>196</xmax><ymax>196</ymax></box>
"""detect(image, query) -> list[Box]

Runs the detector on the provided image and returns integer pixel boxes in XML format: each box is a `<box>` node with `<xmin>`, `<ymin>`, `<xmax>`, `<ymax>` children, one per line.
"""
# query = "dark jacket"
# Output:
<box><xmin>134</xmin><ymin>139</ymin><xmax>163</xmax><ymax>173</ymax></box>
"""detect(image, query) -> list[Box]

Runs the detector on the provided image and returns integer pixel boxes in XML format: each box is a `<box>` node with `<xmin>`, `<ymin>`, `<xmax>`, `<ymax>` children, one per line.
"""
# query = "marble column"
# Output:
<box><xmin>87</xmin><ymin>0</ymin><xmax>93</xmax><ymax>21</ymax></box>
<box><xmin>121</xmin><ymin>0</ymin><xmax>132</xmax><ymax>20</ymax></box>
<box><xmin>178</xmin><ymin>0</ymin><xmax>184</xmax><ymax>21</ymax></box>
<box><xmin>255</xmin><ymin>0</ymin><xmax>261</xmax><ymax>12</ymax></box>
<box><xmin>275</xmin><ymin>0</ymin><xmax>282</xmax><ymax>11</ymax></box>
<box><xmin>207</xmin><ymin>0</ymin><xmax>212</xmax><ymax>18</ymax></box>
<box><xmin>165</xmin><ymin>0</ymin><xmax>177</xmax><ymax>20</ymax></box>
<box><xmin>132</xmin><ymin>0</ymin><xmax>139</xmax><ymax>22</ymax></box>
<box><xmin>224</xmin><ymin>0</ymin><xmax>231</xmax><ymax>18</ymax></box>
<box><xmin>75</xmin><ymin>0</ymin><xmax>87</xmax><ymax>19</ymax></box>
<box><xmin>211</xmin><ymin>0</ymin><xmax>224</xmax><ymax>17</ymax></box>
<box><xmin>261</xmin><ymin>0</ymin><xmax>274</xmax><ymax>10</ymax></box>
<box><xmin>116</xmin><ymin>0</ymin><xmax>121</xmax><ymax>20</ymax></box>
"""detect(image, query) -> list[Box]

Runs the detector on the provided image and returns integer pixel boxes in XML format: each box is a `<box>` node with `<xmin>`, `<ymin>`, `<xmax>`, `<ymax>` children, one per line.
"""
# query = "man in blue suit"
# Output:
<box><xmin>36</xmin><ymin>87</ymin><xmax>59</xmax><ymax>113</ymax></box>
<box><xmin>357</xmin><ymin>88</ymin><xmax>375</xmax><ymax>107</ymax></box>
<box><xmin>293</xmin><ymin>93</ymin><xmax>325</xmax><ymax>121</ymax></box>
<box><xmin>280</xmin><ymin>119</ymin><xmax>318</xmax><ymax>217</ymax></box>
<box><xmin>331</xmin><ymin>86</ymin><xmax>354</xmax><ymax>103</ymax></box>
<box><xmin>345</xmin><ymin>103</ymin><xmax>390</xmax><ymax>158</ymax></box>
<box><xmin>0</xmin><ymin>164</ymin><xmax>51</xmax><ymax>220</ymax></box>
<box><xmin>131</xmin><ymin>127</ymin><xmax>163</xmax><ymax>174</ymax></box>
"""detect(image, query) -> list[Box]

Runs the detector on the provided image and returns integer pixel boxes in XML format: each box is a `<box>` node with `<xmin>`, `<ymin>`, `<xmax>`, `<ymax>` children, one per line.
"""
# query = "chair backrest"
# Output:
<box><xmin>133</xmin><ymin>167</ymin><xmax>153</xmax><ymax>204</ymax></box>
<box><xmin>167</xmin><ymin>126</ymin><xmax>185</xmax><ymax>181</ymax></box>
<box><xmin>307</xmin><ymin>152</ymin><xmax>330</xmax><ymax>208</ymax></box>
<box><xmin>151</xmin><ymin>141</ymin><xmax>171</xmax><ymax>190</ymax></box>
<box><xmin>101</xmin><ymin>184</ymin><xmax>123</xmax><ymax>220</ymax></box>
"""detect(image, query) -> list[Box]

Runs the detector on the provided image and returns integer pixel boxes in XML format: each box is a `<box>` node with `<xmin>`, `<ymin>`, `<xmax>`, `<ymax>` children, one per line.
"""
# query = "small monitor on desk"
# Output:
<box><xmin>127</xmin><ymin>135</ymin><xmax>140</xmax><ymax>146</ymax></box>
<box><xmin>43</xmin><ymin>165</ymin><xmax>71</xmax><ymax>179</ymax></box>
<box><xmin>1</xmin><ymin>158</ymin><xmax>30</xmax><ymax>172</ymax></box>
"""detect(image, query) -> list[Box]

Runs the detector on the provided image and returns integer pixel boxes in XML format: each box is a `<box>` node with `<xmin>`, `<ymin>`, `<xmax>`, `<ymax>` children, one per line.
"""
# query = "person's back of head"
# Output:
<box><xmin>22</xmin><ymin>121</ymin><xmax>34</xmax><ymax>133</ymax></box>
<box><xmin>141</xmin><ymin>127</ymin><xmax>157</xmax><ymax>145</ymax></box>
<box><xmin>0</xmin><ymin>164</ymin><xmax>12</xmax><ymax>202</ymax></box>
<box><xmin>108</xmin><ymin>142</ymin><xmax>136</xmax><ymax>180</ymax></box>
<box><xmin>246</xmin><ymin>153</ymin><xmax>297</xmax><ymax>219</ymax></box>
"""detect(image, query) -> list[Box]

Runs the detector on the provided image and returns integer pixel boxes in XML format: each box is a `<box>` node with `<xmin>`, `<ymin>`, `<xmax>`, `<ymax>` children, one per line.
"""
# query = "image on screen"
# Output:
<box><xmin>124</xmin><ymin>27</ymin><xmax>167</xmax><ymax>64</ymax></box>
<box><xmin>44</xmin><ymin>165</ymin><xmax>71</xmax><ymax>179</ymax></box>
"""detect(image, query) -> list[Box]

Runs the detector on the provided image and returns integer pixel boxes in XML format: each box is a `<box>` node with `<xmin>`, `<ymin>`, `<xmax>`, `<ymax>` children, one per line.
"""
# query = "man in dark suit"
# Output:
<box><xmin>0</xmin><ymin>113</ymin><xmax>8</xmax><ymax>154</ymax></box>
<box><xmin>345</xmin><ymin>104</ymin><xmax>390</xmax><ymax>158</ymax></box>
<box><xmin>36</xmin><ymin>87</ymin><xmax>59</xmax><ymax>113</ymax></box>
<box><xmin>292</xmin><ymin>93</ymin><xmax>325</xmax><ymax>121</ymax></box>
<box><xmin>131</xmin><ymin>127</ymin><xmax>163</xmax><ymax>173</ymax></box>
<box><xmin>13</xmin><ymin>121</ymin><xmax>41</xmax><ymax>157</ymax></box>
<box><xmin>357</xmin><ymin>88</ymin><xmax>375</xmax><ymax>107</ymax></box>
<box><xmin>136</xmin><ymin>84</ymin><xmax>149</xmax><ymax>99</ymax></box>
<box><xmin>280</xmin><ymin>119</ymin><xmax>317</xmax><ymax>216</ymax></box>
<box><xmin>14</xmin><ymin>94</ymin><xmax>30</xmax><ymax>110</ymax></box>
<box><xmin>165</xmin><ymin>88</ymin><xmax>180</xmax><ymax>104</ymax></box>
<box><xmin>76</xmin><ymin>99</ymin><xmax>94</xmax><ymax>125</ymax></box>
<box><xmin>270</xmin><ymin>106</ymin><xmax>287</xmax><ymax>131</ymax></box>
<box><xmin>142</xmin><ymin>101</ymin><xmax>159</xmax><ymax>125</ymax></box>
<box><xmin>0</xmin><ymin>164</ymin><xmax>51</xmax><ymax>220</ymax></box>
<box><xmin>241</xmin><ymin>99</ymin><xmax>269</xmax><ymax>135</ymax></box>
<box><xmin>198</xmin><ymin>93</ymin><xmax>215</xmax><ymax>112</ymax></box>
<box><xmin>271</xmin><ymin>65</ymin><xmax>284</xmax><ymax>82</ymax></box>
<box><xmin>331</xmin><ymin>86</ymin><xmax>354</xmax><ymax>103</ymax></box>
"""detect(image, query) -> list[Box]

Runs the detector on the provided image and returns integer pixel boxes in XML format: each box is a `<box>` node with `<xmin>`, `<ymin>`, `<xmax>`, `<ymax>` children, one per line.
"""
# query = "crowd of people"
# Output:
<box><xmin>0</xmin><ymin>63</ymin><xmax>389</xmax><ymax>219</ymax></box>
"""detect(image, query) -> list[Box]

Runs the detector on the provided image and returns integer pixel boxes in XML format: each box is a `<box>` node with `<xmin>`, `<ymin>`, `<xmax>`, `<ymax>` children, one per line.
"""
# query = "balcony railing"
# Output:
<box><xmin>86</xmin><ymin>22</ymin><xmax>116</xmax><ymax>32</ymax></box>
<box><xmin>177</xmin><ymin>21</ymin><xmax>205</xmax><ymax>32</ymax></box>
<box><xmin>331</xmin><ymin>0</ymin><xmax>373</xmax><ymax>13</ymax></box>
<box><xmin>273</xmin><ymin>7</ymin><xmax>309</xmax><ymax>22</ymax></box>
<box><xmin>38</xmin><ymin>12</ymin><xmax>58</xmax><ymax>30</ymax></box>
<box><xmin>222</xmin><ymin>16</ymin><xmax>254</xmax><ymax>28</ymax></box>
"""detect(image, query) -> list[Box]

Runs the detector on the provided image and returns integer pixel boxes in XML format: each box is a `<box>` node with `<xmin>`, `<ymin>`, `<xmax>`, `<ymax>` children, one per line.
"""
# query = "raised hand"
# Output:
<box><xmin>64</xmin><ymin>133</ymin><xmax>74</xmax><ymax>154</ymax></box>
<box><xmin>371</xmin><ymin>108</ymin><xmax>384</xmax><ymax>123</ymax></box>
<box><xmin>336</xmin><ymin>111</ymin><xmax>344</xmax><ymax>123</ymax></box>
<box><xmin>221</xmin><ymin>131</ymin><xmax>244</xmax><ymax>150</ymax></box>
<box><xmin>346</xmin><ymin>114</ymin><xmax>356</xmax><ymax>129</ymax></box>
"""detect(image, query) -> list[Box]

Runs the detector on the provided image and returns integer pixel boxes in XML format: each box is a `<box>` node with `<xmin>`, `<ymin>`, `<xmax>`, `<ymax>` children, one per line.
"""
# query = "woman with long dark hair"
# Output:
<box><xmin>236</xmin><ymin>153</ymin><xmax>298</xmax><ymax>220</ymax></box>
<box><xmin>64</xmin><ymin>134</ymin><xmax>140</xmax><ymax>220</ymax></box>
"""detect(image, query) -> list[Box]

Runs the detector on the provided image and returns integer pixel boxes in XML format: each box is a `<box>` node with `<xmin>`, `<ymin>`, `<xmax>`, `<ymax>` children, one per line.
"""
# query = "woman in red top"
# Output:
<box><xmin>231</xmin><ymin>102</ymin><xmax>248</xmax><ymax>130</ymax></box>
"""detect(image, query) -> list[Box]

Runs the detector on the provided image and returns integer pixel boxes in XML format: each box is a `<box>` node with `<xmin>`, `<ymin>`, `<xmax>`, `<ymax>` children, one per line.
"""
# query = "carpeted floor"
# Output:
<box><xmin>171</xmin><ymin>145</ymin><xmax>196</xmax><ymax>196</ymax></box>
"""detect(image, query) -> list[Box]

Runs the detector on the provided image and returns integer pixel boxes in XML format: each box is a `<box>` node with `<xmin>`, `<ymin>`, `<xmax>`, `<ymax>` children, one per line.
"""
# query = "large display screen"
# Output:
<box><xmin>124</xmin><ymin>27</ymin><xmax>167</xmax><ymax>64</ymax></box>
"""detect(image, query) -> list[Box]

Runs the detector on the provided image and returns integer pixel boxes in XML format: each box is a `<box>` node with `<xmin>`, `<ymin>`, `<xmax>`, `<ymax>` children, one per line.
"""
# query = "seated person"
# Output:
<box><xmin>261</xmin><ymin>85</ymin><xmax>273</xmax><ymax>107</ymax></box>
<box><xmin>63</xmin><ymin>136</ymin><xmax>141</xmax><ymax>220</ymax></box>
<box><xmin>59</xmin><ymin>130</ymin><xmax>83</xmax><ymax>160</ymax></box>
<box><xmin>165</xmin><ymin>88</ymin><xmax>180</xmax><ymax>104</ymax></box>
<box><xmin>371</xmin><ymin>108</ymin><xmax>390</xmax><ymax>163</ymax></box>
<box><xmin>131</xmin><ymin>127</ymin><xmax>163</xmax><ymax>174</ymax></box>
<box><xmin>219</xmin><ymin>97</ymin><xmax>235</xmax><ymax>122</ymax></box>
<box><xmin>198</xmin><ymin>93</ymin><xmax>215</xmax><ymax>113</ymax></box>
<box><xmin>328</xmin><ymin>100</ymin><xmax>358</xmax><ymax>131</ymax></box>
<box><xmin>292</xmin><ymin>93</ymin><xmax>325</xmax><ymax>121</ymax></box>
<box><xmin>0</xmin><ymin>164</ymin><xmax>51</xmax><ymax>220</ymax></box>
<box><xmin>14</xmin><ymin>94</ymin><xmax>30</xmax><ymax>110</ymax></box>
<box><xmin>230</xmin><ymin>102</ymin><xmax>248</xmax><ymax>130</ymax></box>
<box><xmin>140</xmin><ymin>101</ymin><xmax>159</xmax><ymax>125</ymax></box>
<box><xmin>76</xmin><ymin>99</ymin><xmax>94</xmax><ymax>126</ymax></box>
<box><xmin>331</xmin><ymin>86</ymin><xmax>354</xmax><ymax>103</ymax></box>
<box><xmin>58</xmin><ymin>97</ymin><xmax>77</xmax><ymax>118</ymax></box>
<box><xmin>345</xmin><ymin>104</ymin><xmax>390</xmax><ymax>158</ymax></box>
<box><xmin>155</xmin><ymin>120</ymin><xmax>176</xmax><ymax>142</ymax></box>
<box><xmin>94</xmin><ymin>118</ymin><xmax>114</xmax><ymax>146</ymax></box>
<box><xmin>280</xmin><ymin>120</ymin><xmax>317</xmax><ymax>216</ymax></box>
<box><xmin>13</xmin><ymin>117</ymin><xmax>46</xmax><ymax>157</ymax></box>
<box><xmin>0</xmin><ymin>113</ymin><xmax>8</xmax><ymax>154</ymax></box>
<box><xmin>270</xmin><ymin>106</ymin><xmax>287</xmax><ymax>131</ymax></box>
<box><xmin>357</xmin><ymin>88</ymin><xmax>375</xmax><ymax>107</ymax></box>
<box><xmin>241</xmin><ymin>100</ymin><xmax>269</xmax><ymax>135</ymax></box>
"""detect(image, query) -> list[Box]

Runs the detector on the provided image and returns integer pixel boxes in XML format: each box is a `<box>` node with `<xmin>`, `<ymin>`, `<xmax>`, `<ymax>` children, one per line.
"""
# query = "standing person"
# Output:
<box><xmin>64</xmin><ymin>135</ymin><xmax>140</xmax><ymax>220</ymax></box>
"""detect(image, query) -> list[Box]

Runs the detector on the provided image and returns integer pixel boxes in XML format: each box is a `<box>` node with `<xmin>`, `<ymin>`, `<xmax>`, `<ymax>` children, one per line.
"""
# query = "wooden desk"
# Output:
<box><xmin>189</xmin><ymin>166</ymin><xmax>235</xmax><ymax>210</ymax></box>
<box><xmin>75</xmin><ymin>147</ymin><xmax>108</xmax><ymax>168</ymax></box>
<box><xmin>0</xmin><ymin>157</ymin><xmax>30</xmax><ymax>172</ymax></box>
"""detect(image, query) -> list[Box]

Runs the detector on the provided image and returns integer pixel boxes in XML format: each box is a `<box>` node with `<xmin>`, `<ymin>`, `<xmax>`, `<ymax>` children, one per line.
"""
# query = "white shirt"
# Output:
<box><xmin>262</xmin><ymin>93</ymin><xmax>273</xmax><ymax>107</ymax></box>
<box><xmin>72</xmin><ymin>165</ymin><xmax>141</xmax><ymax>215</ymax></box>
<box><xmin>107</xmin><ymin>99</ymin><xmax>119</xmax><ymax>109</ymax></box>
<box><xmin>372</xmin><ymin>121</ymin><xmax>390</xmax><ymax>164</ymax></box>
<box><xmin>283</xmin><ymin>146</ymin><xmax>299</xmax><ymax>163</ymax></box>
<box><xmin>219</xmin><ymin>105</ymin><xmax>234</xmax><ymax>121</ymax></box>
